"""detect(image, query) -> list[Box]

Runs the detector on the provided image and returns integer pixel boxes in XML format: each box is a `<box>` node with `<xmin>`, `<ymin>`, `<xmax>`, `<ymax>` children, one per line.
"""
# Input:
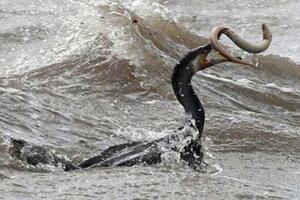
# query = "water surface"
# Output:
<box><xmin>0</xmin><ymin>0</ymin><xmax>300</xmax><ymax>199</ymax></box>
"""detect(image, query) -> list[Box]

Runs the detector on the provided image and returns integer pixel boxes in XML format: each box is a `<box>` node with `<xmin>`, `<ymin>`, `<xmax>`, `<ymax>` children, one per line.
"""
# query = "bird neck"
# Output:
<box><xmin>172</xmin><ymin>47</ymin><xmax>207</xmax><ymax>137</ymax></box>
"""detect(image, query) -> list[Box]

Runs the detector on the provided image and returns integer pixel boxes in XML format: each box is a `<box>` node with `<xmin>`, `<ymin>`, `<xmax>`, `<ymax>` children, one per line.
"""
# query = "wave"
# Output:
<box><xmin>0</xmin><ymin>1</ymin><xmax>299</xmax><ymax>169</ymax></box>
<box><xmin>2</xmin><ymin>2</ymin><xmax>299</xmax><ymax>97</ymax></box>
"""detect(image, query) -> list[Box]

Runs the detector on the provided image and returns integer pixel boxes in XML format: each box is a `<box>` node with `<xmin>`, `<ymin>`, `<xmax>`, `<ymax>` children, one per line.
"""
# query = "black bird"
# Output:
<box><xmin>8</xmin><ymin>45</ymin><xmax>222</xmax><ymax>171</ymax></box>
<box><xmin>63</xmin><ymin>44</ymin><xmax>226</xmax><ymax>171</ymax></box>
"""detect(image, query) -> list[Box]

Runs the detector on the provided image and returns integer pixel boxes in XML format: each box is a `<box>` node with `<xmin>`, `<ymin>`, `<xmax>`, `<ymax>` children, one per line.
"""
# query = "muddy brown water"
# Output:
<box><xmin>0</xmin><ymin>0</ymin><xmax>300</xmax><ymax>199</ymax></box>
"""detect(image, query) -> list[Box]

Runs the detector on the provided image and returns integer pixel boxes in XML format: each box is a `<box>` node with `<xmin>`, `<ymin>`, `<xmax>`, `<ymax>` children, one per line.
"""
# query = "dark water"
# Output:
<box><xmin>0</xmin><ymin>0</ymin><xmax>300</xmax><ymax>199</ymax></box>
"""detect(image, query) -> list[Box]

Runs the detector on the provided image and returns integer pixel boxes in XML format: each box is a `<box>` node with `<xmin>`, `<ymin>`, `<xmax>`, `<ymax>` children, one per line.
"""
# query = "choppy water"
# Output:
<box><xmin>0</xmin><ymin>0</ymin><xmax>300</xmax><ymax>199</ymax></box>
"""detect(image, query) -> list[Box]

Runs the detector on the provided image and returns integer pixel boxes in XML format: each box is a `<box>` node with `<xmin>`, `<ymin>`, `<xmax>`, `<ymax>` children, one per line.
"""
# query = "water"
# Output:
<box><xmin>0</xmin><ymin>0</ymin><xmax>300</xmax><ymax>199</ymax></box>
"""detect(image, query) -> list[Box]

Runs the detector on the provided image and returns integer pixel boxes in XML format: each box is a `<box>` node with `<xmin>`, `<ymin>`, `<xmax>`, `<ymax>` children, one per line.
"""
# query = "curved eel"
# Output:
<box><xmin>209</xmin><ymin>24</ymin><xmax>272</xmax><ymax>66</ymax></box>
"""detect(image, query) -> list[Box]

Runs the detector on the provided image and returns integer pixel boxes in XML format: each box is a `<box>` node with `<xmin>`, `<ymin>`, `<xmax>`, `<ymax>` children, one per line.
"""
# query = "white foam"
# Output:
<box><xmin>113</xmin><ymin>126</ymin><xmax>171</xmax><ymax>141</ymax></box>
<box><xmin>264</xmin><ymin>83</ymin><xmax>297</xmax><ymax>93</ymax></box>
